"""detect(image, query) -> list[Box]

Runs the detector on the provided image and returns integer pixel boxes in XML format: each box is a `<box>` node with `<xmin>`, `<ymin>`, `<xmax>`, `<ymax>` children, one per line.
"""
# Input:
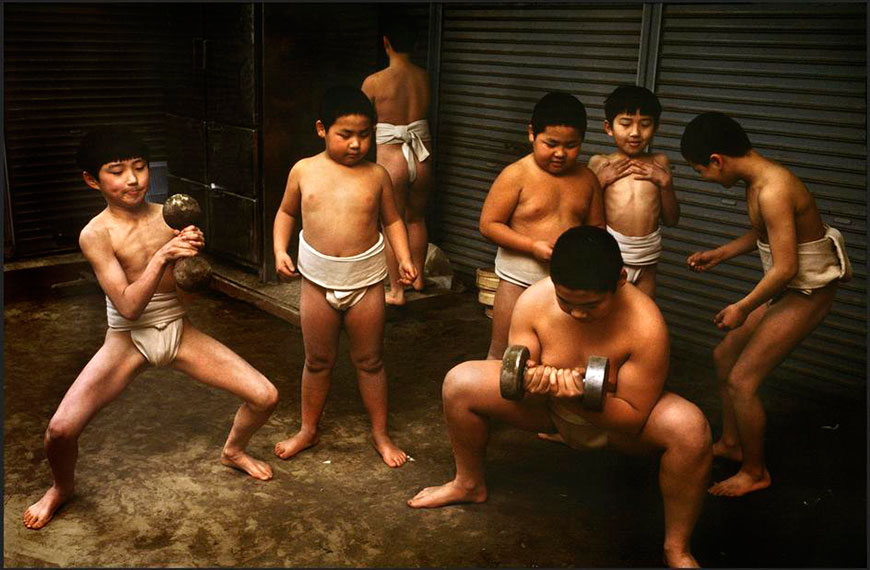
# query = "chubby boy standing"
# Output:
<box><xmin>479</xmin><ymin>92</ymin><xmax>605</xmax><ymax>360</ymax></box>
<box><xmin>589</xmin><ymin>85</ymin><xmax>680</xmax><ymax>298</ymax></box>
<box><xmin>362</xmin><ymin>10</ymin><xmax>431</xmax><ymax>304</ymax></box>
<box><xmin>408</xmin><ymin>226</ymin><xmax>711</xmax><ymax>568</ymax></box>
<box><xmin>681</xmin><ymin>112</ymin><xmax>851</xmax><ymax>497</ymax></box>
<box><xmin>23</xmin><ymin>128</ymin><xmax>279</xmax><ymax>530</ymax></box>
<box><xmin>272</xmin><ymin>86</ymin><xmax>417</xmax><ymax>467</ymax></box>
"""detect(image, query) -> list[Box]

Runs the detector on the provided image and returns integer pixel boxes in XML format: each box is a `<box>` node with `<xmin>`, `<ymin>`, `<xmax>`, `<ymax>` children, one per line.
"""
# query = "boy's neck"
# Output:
<box><xmin>387</xmin><ymin>51</ymin><xmax>412</xmax><ymax>66</ymax></box>
<box><xmin>728</xmin><ymin>150</ymin><xmax>768</xmax><ymax>186</ymax></box>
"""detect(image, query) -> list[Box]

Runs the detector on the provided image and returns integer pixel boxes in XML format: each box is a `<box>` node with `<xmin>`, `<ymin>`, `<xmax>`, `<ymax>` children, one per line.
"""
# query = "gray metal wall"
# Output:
<box><xmin>433</xmin><ymin>4</ymin><xmax>645</xmax><ymax>270</ymax></box>
<box><xmin>4</xmin><ymin>4</ymin><xmax>178</xmax><ymax>257</ymax></box>
<box><xmin>431</xmin><ymin>3</ymin><xmax>867</xmax><ymax>395</ymax></box>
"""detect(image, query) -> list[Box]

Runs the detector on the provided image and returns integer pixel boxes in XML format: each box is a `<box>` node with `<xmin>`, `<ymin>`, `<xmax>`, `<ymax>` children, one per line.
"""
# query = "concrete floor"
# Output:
<box><xmin>3</xmin><ymin>265</ymin><xmax>866</xmax><ymax>567</ymax></box>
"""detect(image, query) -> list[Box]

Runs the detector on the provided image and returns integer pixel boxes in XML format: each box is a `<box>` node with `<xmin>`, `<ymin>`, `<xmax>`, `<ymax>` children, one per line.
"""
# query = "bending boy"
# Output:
<box><xmin>362</xmin><ymin>10</ymin><xmax>431</xmax><ymax>304</ymax></box>
<box><xmin>23</xmin><ymin>128</ymin><xmax>279</xmax><ymax>530</ymax></box>
<box><xmin>589</xmin><ymin>85</ymin><xmax>680</xmax><ymax>298</ymax></box>
<box><xmin>409</xmin><ymin>226</ymin><xmax>711</xmax><ymax>568</ymax></box>
<box><xmin>479</xmin><ymin>92</ymin><xmax>605</xmax><ymax>360</ymax></box>
<box><xmin>273</xmin><ymin>86</ymin><xmax>417</xmax><ymax>467</ymax></box>
<box><xmin>681</xmin><ymin>112</ymin><xmax>851</xmax><ymax>497</ymax></box>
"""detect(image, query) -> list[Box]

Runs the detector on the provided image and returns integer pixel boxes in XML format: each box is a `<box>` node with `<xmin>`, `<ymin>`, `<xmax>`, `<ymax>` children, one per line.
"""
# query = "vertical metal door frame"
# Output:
<box><xmin>636</xmin><ymin>3</ymin><xmax>663</xmax><ymax>90</ymax></box>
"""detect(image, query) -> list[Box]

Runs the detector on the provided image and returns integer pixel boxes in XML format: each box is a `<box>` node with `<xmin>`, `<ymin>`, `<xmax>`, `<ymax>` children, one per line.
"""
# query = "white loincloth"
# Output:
<box><xmin>548</xmin><ymin>398</ymin><xmax>608</xmax><ymax>450</ymax></box>
<box><xmin>606</xmin><ymin>226</ymin><xmax>662</xmax><ymax>284</ymax></box>
<box><xmin>375</xmin><ymin>119</ymin><xmax>431</xmax><ymax>184</ymax></box>
<box><xmin>297</xmin><ymin>230</ymin><xmax>388</xmax><ymax>311</ymax></box>
<box><xmin>494</xmin><ymin>247</ymin><xmax>549</xmax><ymax>288</ymax></box>
<box><xmin>758</xmin><ymin>225</ymin><xmax>852</xmax><ymax>295</ymax></box>
<box><xmin>106</xmin><ymin>292</ymin><xmax>187</xmax><ymax>367</ymax></box>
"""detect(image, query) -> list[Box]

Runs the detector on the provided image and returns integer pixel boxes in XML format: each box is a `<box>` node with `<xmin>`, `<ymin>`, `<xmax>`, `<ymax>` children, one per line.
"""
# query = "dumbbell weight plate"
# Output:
<box><xmin>499</xmin><ymin>345</ymin><xmax>529</xmax><ymax>401</ymax></box>
<box><xmin>173</xmin><ymin>256</ymin><xmax>212</xmax><ymax>292</ymax></box>
<box><xmin>582</xmin><ymin>355</ymin><xmax>609</xmax><ymax>411</ymax></box>
<box><xmin>163</xmin><ymin>194</ymin><xmax>202</xmax><ymax>230</ymax></box>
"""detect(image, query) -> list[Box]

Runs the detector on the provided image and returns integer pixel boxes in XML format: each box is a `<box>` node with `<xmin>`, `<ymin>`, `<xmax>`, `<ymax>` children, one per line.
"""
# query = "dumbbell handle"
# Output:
<box><xmin>524</xmin><ymin>364</ymin><xmax>616</xmax><ymax>393</ymax></box>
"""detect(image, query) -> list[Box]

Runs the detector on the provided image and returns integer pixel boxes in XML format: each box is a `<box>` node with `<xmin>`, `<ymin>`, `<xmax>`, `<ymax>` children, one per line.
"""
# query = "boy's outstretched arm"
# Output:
<box><xmin>479</xmin><ymin>166</ymin><xmax>552</xmax><ymax>261</ymax></box>
<box><xmin>80</xmin><ymin>223</ymin><xmax>200</xmax><ymax>321</ymax></box>
<box><xmin>379</xmin><ymin>167</ymin><xmax>417</xmax><ymax>284</ymax></box>
<box><xmin>273</xmin><ymin>165</ymin><xmax>303</xmax><ymax>279</ymax></box>
<box><xmin>687</xmin><ymin>228</ymin><xmax>758</xmax><ymax>273</ymax></box>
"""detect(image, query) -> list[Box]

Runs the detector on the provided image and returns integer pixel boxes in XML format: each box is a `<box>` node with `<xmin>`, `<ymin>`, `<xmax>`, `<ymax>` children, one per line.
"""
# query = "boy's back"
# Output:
<box><xmin>363</xmin><ymin>63</ymin><xmax>429</xmax><ymax>125</ymax></box>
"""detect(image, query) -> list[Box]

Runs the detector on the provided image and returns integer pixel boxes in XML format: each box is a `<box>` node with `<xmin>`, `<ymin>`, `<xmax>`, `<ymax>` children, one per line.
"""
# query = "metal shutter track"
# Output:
<box><xmin>653</xmin><ymin>3</ymin><xmax>866</xmax><ymax>392</ymax></box>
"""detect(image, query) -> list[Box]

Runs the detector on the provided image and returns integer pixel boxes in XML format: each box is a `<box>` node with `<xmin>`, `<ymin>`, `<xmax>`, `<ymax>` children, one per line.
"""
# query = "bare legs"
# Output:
<box><xmin>379</xmin><ymin>143</ymin><xmax>431</xmax><ymax>305</ymax></box>
<box><xmin>485</xmin><ymin>280</ymin><xmax>526</xmax><ymax>360</ymax></box>
<box><xmin>408</xmin><ymin>361</ymin><xmax>711</xmax><ymax>568</ymax></box>
<box><xmin>24</xmin><ymin>320</ymin><xmax>279</xmax><ymax>530</ymax></box>
<box><xmin>408</xmin><ymin>360</ymin><xmax>553</xmax><ymax>507</ymax></box>
<box><xmin>275</xmin><ymin>279</ymin><xmax>407</xmax><ymax>467</ymax></box>
<box><xmin>23</xmin><ymin>331</ymin><xmax>148</xmax><ymax>529</ymax></box>
<box><xmin>172</xmin><ymin>321</ymin><xmax>279</xmax><ymax>480</ymax></box>
<box><xmin>709</xmin><ymin>284</ymin><xmax>837</xmax><ymax>497</ymax></box>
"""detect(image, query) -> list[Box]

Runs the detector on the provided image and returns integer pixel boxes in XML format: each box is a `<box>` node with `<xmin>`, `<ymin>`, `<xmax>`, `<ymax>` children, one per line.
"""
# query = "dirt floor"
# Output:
<box><xmin>3</xmin><ymin>268</ymin><xmax>866</xmax><ymax>568</ymax></box>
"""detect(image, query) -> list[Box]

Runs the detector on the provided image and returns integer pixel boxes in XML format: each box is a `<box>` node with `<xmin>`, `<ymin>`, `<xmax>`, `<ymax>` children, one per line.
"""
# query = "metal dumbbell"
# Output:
<box><xmin>162</xmin><ymin>193</ymin><xmax>212</xmax><ymax>292</ymax></box>
<box><xmin>499</xmin><ymin>345</ymin><xmax>614</xmax><ymax>411</ymax></box>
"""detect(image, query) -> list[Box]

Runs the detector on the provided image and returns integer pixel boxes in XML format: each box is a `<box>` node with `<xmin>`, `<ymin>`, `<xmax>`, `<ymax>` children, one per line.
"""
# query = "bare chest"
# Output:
<box><xmin>516</xmin><ymin>179</ymin><xmax>589</xmax><ymax>221</ymax></box>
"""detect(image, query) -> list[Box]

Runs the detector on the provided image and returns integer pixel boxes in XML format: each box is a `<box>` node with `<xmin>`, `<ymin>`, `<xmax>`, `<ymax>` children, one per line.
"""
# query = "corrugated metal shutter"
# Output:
<box><xmin>433</xmin><ymin>4</ymin><xmax>645</xmax><ymax>274</ymax></box>
<box><xmin>4</xmin><ymin>4</ymin><xmax>178</xmax><ymax>257</ymax></box>
<box><xmin>651</xmin><ymin>3</ymin><xmax>866</xmax><ymax>394</ymax></box>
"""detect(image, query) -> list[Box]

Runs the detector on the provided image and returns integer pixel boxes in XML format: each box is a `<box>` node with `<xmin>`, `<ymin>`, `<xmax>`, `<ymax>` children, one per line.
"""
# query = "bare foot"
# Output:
<box><xmin>407</xmin><ymin>479</ymin><xmax>487</xmax><ymax>508</ymax></box>
<box><xmin>371</xmin><ymin>432</ymin><xmax>408</xmax><ymax>468</ymax></box>
<box><xmin>663</xmin><ymin>548</ymin><xmax>700</xmax><ymax>568</ymax></box>
<box><xmin>274</xmin><ymin>430</ymin><xmax>319</xmax><ymax>460</ymax></box>
<box><xmin>708</xmin><ymin>469</ymin><xmax>771</xmax><ymax>497</ymax></box>
<box><xmin>412</xmin><ymin>276</ymin><xmax>425</xmax><ymax>292</ymax></box>
<box><xmin>385</xmin><ymin>289</ymin><xmax>406</xmax><ymax>306</ymax></box>
<box><xmin>537</xmin><ymin>432</ymin><xmax>566</xmax><ymax>445</ymax></box>
<box><xmin>712</xmin><ymin>439</ymin><xmax>743</xmax><ymax>462</ymax></box>
<box><xmin>221</xmin><ymin>449</ymin><xmax>273</xmax><ymax>481</ymax></box>
<box><xmin>23</xmin><ymin>486</ymin><xmax>72</xmax><ymax>530</ymax></box>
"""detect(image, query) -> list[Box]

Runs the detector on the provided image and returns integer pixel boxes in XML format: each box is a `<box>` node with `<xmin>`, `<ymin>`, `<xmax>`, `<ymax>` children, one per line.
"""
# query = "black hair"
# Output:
<box><xmin>680</xmin><ymin>111</ymin><xmax>753</xmax><ymax>166</ymax></box>
<box><xmin>550</xmin><ymin>226</ymin><xmax>623</xmax><ymax>292</ymax></box>
<box><xmin>319</xmin><ymin>85</ymin><xmax>376</xmax><ymax>131</ymax></box>
<box><xmin>382</xmin><ymin>10</ymin><xmax>417</xmax><ymax>54</ymax></box>
<box><xmin>604</xmin><ymin>85</ymin><xmax>662</xmax><ymax>126</ymax></box>
<box><xmin>530</xmin><ymin>91</ymin><xmax>587</xmax><ymax>138</ymax></box>
<box><xmin>75</xmin><ymin>126</ymin><xmax>150</xmax><ymax>177</ymax></box>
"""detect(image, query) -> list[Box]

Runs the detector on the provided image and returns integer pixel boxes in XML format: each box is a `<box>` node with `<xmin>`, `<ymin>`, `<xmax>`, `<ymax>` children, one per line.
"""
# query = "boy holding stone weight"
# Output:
<box><xmin>23</xmin><ymin>127</ymin><xmax>279</xmax><ymax>530</ymax></box>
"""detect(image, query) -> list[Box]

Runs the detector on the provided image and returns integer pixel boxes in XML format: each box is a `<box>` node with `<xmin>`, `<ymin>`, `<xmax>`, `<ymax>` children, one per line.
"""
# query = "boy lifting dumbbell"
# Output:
<box><xmin>23</xmin><ymin>127</ymin><xmax>279</xmax><ymax>530</ymax></box>
<box><xmin>408</xmin><ymin>226</ymin><xmax>712</xmax><ymax>569</ymax></box>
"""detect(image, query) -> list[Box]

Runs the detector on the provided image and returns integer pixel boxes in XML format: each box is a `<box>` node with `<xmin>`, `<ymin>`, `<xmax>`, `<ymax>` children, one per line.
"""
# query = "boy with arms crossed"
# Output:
<box><xmin>273</xmin><ymin>86</ymin><xmax>417</xmax><ymax>467</ymax></box>
<box><xmin>23</xmin><ymin>128</ymin><xmax>279</xmax><ymax>530</ymax></box>
<box><xmin>409</xmin><ymin>226</ymin><xmax>712</xmax><ymax>568</ymax></box>
<box><xmin>480</xmin><ymin>92</ymin><xmax>605</xmax><ymax>360</ymax></box>
<box><xmin>362</xmin><ymin>10</ymin><xmax>432</xmax><ymax>304</ymax></box>
<box><xmin>589</xmin><ymin>85</ymin><xmax>680</xmax><ymax>298</ymax></box>
<box><xmin>681</xmin><ymin>112</ymin><xmax>851</xmax><ymax>497</ymax></box>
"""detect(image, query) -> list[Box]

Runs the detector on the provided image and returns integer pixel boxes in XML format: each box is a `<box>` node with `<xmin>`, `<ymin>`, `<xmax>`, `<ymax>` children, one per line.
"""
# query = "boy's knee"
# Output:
<box><xmin>304</xmin><ymin>353</ymin><xmax>335</xmax><ymax>375</ymax></box>
<box><xmin>658</xmin><ymin>402</ymin><xmax>711</xmax><ymax>456</ymax></box>
<box><xmin>442</xmin><ymin>362</ymin><xmax>480</xmax><ymax>403</ymax></box>
<box><xmin>351</xmin><ymin>352</ymin><xmax>383</xmax><ymax>375</ymax></box>
<box><xmin>252</xmin><ymin>382</ymin><xmax>280</xmax><ymax>412</ymax></box>
<box><xmin>46</xmin><ymin>417</ymin><xmax>79</xmax><ymax>444</ymax></box>
<box><xmin>724</xmin><ymin>373</ymin><xmax>758</xmax><ymax>401</ymax></box>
